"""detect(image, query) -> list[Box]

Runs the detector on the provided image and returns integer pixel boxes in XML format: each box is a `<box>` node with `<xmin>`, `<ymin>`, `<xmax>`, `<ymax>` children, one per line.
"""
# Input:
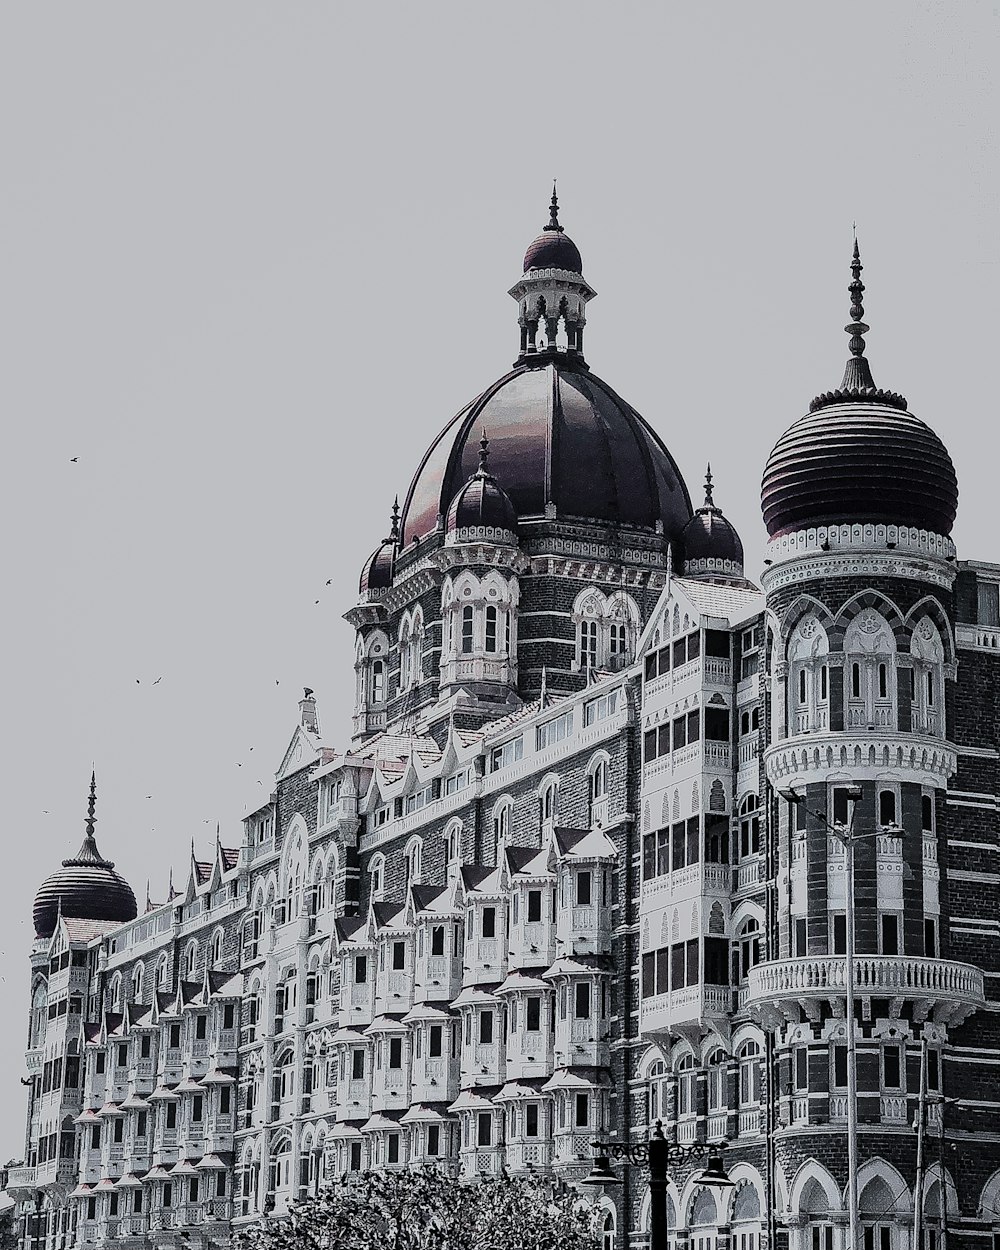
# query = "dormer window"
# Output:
<box><xmin>573</xmin><ymin>589</ymin><xmax>639</xmax><ymax>673</ymax></box>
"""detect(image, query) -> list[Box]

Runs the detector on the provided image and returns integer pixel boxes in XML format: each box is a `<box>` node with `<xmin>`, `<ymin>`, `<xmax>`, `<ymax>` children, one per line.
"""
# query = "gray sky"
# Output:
<box><xmin>0</xmin><ymin>2</ymin><xmax>996</xmax><ymax>1157</ymax></box>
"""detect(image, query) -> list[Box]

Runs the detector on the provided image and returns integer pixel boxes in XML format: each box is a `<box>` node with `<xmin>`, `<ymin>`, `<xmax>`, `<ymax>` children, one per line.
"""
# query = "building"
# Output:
<box><xmin>8</xmin><ymin>195</ymin><xmax>1000</xmax><ymax>1250</ymax></box>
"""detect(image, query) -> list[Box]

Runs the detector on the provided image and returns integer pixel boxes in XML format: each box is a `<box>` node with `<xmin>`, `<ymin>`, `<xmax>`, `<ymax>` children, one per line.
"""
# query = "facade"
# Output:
<box><xmin>8</xmin><ymin>198</ymin><xmax>1000</xmax><ymax>1250</ymax></box>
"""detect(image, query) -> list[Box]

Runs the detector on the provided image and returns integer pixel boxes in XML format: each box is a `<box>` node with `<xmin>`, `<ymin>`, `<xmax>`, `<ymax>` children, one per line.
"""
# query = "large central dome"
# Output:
<box><xmin>400</xmin><ymin>355</ymin><xmax>693</xmax><ymax>546</ymax></box>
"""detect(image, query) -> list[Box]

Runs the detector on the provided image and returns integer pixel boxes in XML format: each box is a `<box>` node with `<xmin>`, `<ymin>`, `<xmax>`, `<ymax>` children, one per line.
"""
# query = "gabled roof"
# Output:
<box><xmin>62</xmin><ymin>916</ymin><xmax>118</xmax><ymax>943</ymax></box>
<box><xmin>334</xmin><ymin>917</ymin><xmax>367</xmax><ymax>947</ymax></box>
<box><xmin>506</xmin><ymin>845</ymin><xmax>553</xmax><ymax>879</ymax></box>
<box><xmin>553</xmin><ymin>828</ymin><xmax>617</xmax><ymax>860</ymax></box>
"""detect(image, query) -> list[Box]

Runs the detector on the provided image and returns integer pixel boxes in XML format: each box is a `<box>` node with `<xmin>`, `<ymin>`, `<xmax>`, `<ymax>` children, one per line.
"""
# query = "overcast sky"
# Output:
<box><xmin>0</xmin><ymin>2</ymin><xmax>996</xmax><ymax>1157</ymax></box>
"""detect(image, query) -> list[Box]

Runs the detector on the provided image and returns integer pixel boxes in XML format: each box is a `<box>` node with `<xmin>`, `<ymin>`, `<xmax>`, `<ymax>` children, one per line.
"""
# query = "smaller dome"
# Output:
<box><xmin>522</xmin><ymin>187</ymin><xmax>583</xmax><ymax>274</ymax></box>
<box><xmin>33</xmin><ymin>775</ymin><xmax>138</xmax><ymax>939</ymax></box>
<box><xmin>358</xmin><ymin>501</ymin><xmax>400</xmax><ymax>594</ymax></box>
<box><xmin>446</xmin><ymin>436</ymin><xmax>518</xmax><ymax>544</ymax></box>
<box><xmin>681</xmin><ymin>468</ymin><xmax>744</xmax><ymax>579</ymax></box>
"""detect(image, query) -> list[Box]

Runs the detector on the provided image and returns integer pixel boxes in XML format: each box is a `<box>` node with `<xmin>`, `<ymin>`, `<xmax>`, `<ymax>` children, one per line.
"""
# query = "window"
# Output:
<box><xmin>576</xmin><ymin>872</ymin><xmax>592</xmax><ymax>906</ymax></box>
<box><xmin>387</xmin><ymin>1134</ymin><xmax>399</xmax><ymax>1164</ymax></box>
<box><xmin>706</xmin><ymin>1049</ymin><xmax>726</xmax><ymax>1110</ymax></box>
<box><xmin>584</xmin><ymin>689</ymin><xmax>619</xmax><ymax>725</ymax></box>
<box><xmin>794</xmin><ymin>1047</ymin><xmax>809</xmax><ymax>1091</ymax></box>
<box><xmin>924</xmin><ymin>917</ymin><xmax>938</xmax><ymax>956</ymax></box>
<box><xmin>489</xmin><ymin>739</ymin><xmax>523</xmax><ymax>771</ymax></box>
<box><xmin>832</xmin><ymin>914</ymin><xmax>847</xmax><ymax>954</ymax></box>
<box><xmin>977</xmin><ymin>581</ymin><xmax>1000</xmax><ymax>626</ymax></box>
<box><xmin>740</xmin><ymin>626</ymin><xmax>760</xmax><ymax>678</ymax></box>
<box><xmin>879</xmin><ymin>790</ymin><xmax>897</xmax><ymax>826</ymax></box>
<box><xmin>485</xmin><ymin>606</ymin><xmax>498</xmax><ymax>652</ymax></box>
<box><xmin>575</xmin><ymin>983</ymin><xmax>591</xmax><ymax>1019</ymax></box>
<box><xmin>526</xmin><ymin>1103</ymin><xmax>539</xmax><ymax>1137</ymax></box>
<box><xmin>880</xmin><ymin>914</ymin><xmax>900</xmax><ymax>956</ymax></box>
<box><xmin>739</xmin><ymin>795</ymin><xmax>760</xmax><ymax>858</ymax></box>
<box><xmin>527</xmin><ymin>890</ymin><xmax>542</xmax><ymax>923</ymax></box>
<box><xmin>351</xmin><ymin>1050</ymin><xmax>364</xmax><ymax>1080</ymax></box>
<box><xmin>738</xmin><ymin>1040</ymin><xmax>762</xmax><ymax>1105</ymax></box>
<box><xmin>882</xmin><ymin>1044</ymin><xmax>902</xmax><ymax>1089</ymax></box>
<box><xmin>431</xmin><ymin>926</ymin><xmax>445</xmax><ymax>956</ymax></box>
<box><xmin>537</xmin><ymin>710</ymin><xmax>574</xmax><ymax>749</ymax></box>
<box><xmin>482</xmin><ymin>907</ymin><xmax>496</xmax><ymax>939</ymax></box>
<box><xmin>461</xmin><ymin>607</ymin><xmax>474</xmax><ymax>654</ymax></box>
<box><xmin>477</xmin><ymin>1113</ymin><xmax>492</xmax><ymax>1147</ymax></box>
<box><xmin>580</xmin><ymin>620</ymin><xmax>599</xmax><ymax>671</ymax></box>
<box><xmin>427</xmin><ymin>1124</ymin><xmax>440</xmax><ymax>1157</ymax></box>
<box><xmin>677</xmin><ymin>1054</ymin><xmax>697</xmax><ymax>1115</ymax></box>
<box><xmin>575</xmin><ymin>1093</ymin><xmax>589</xmax><ymax>1126</ymax></box>
<box><xmin>392</xmin><ymin>942</ymin><xmax>405</xmax><ymax>971</ymax></box>
<box><xmin>526</xmin><ymin>996</ymin><xmax>541</xmax><ymax>1031</ymax></box>
<box><xmin>370</xmin><ymin>660</ymin><xmax>385</xmax><ymax>704</ymax></box>
<box><xmin>479</xmin><ymin>1011</ymin><xmax>494</xmax><ymax>1044</ymax></box>
<box><xmin>429</xmin><ymin>1025</ymin><xmax>442</xmax><ymax>1057</ymax></box>
<box><xmin>832</xmin><ymin>1045</ymin><xmax>848</xmax><ymax>1088</ymax></box>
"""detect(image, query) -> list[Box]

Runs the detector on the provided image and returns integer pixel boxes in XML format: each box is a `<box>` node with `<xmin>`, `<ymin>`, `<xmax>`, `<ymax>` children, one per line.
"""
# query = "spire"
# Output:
<box><xmin>546</xmin><ymin>181</ymin><xmax>563</xmax><ymax>233</ymax></box>
<box><xmin>477</xmin><ymin>431</ymin><xmax>490</xmax><ymax>475</ymax></box>
<box><xmin>65</xmin><ymin>770</ymin><xmax>113</xmax><ymax>867</ymax></box>
<box><xmin>703</xmin><ymin>464</ymin><xmax>714</xmax><ymax>508</ymax></box>
<box><xmin>840</xmin><ymin>234</ymin><xmax>876</xmax><ymax>391</ymax></box>
<box><xmin>388</xmin><ymin>497</ymin><xmax>400</xmax><ymax>543</ymax></box>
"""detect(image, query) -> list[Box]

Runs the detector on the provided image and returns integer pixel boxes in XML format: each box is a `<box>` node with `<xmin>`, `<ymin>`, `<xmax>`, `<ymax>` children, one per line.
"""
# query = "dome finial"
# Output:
<box><xmin>546</xmin><ymin>181</ymin><xmax>563</xmax><ymax>233</ymax></box>
<box><xmin>85</xmin><ymin>769</ymin><xmax>97</xmax><ymax>838</ymax></box>
<box><xmin>841</xmin><ymin>231</ymin><xmax>876</xmax><ymax>391</ymax></box>
<box><xmin>478</xmin><ymin>429</ymin><xmax>490</xmax><ymax>475</ymax></box>
<box><xmin>389</xmin><ymin>497</ymin><xmax>400</xmax><ymax>542</ymax></box>
<box><xmin>704</xmin><ymin>464</ymin><xmax>714</xmax><ymax>507</ymax></box>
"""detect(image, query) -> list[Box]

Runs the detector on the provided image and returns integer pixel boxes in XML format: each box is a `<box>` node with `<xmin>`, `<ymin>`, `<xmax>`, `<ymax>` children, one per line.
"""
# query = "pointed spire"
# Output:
<box><xmin>167</xmin><ymin>868</ymin><xmax>177</xmax><ymax>901</ymax></box>
<box><xmin>477</xmin><ymin>430</ymin><xmax>490</xmax><ymax>475</ymax></box>
<box><xmin>545</xmin><ymin>182</ymin><xmax>564</xmax><ymax>234</ymax></box>
<box><xmin>539</xmin><ymin>665</ymin><xmax>549</xmax><ymax>706</ymax></box>
<box><xmin>389</xmin><ymin>497</ymin><xmax>400</xmax><ymax>543</ymax></box>
<box><xmin>840</xmin><ymin>233</ymin><xmax>876</xmax><ymax>391</ymax></box>
<box><xmin>64</xmin><ymin>770</ymin><xmax>113</xmax><ymax>867</ymax></box>
<box><xmin>145</xmin><ymin>879</ymin><xmax>152</xmax><ymax>913</ymax></box>
<box><xmin>703</xmin><ymin>464</ymin><xmax>714</xmax><ymax>508</ymax></box>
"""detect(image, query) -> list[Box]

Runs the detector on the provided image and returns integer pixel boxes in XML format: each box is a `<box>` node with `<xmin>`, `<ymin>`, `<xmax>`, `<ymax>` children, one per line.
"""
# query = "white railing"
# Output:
<box><xmin>706</xmin><ymin>1112</ymin><xmax>728</xmax><ymax>1141</ymax></box>
<box><xmin>704</xmin><ymin>742</ymin><xmax>730</xmax><ymax>769</ymax></box>
<box><xmin>676</xmin><ymin>1118</ymin><xmax>698</xmax><ymax>1144</ymax></box>
<box><xmin>830</xmin><ymin>1095</ymin><xmax>849</xmax><ymax>1120</ymax></box>
<box><xmin>791</xmin><ymin>1096</ymin><xmax>809</xmax><ymax>1124</ymax></box>
<box><xmin>956</xmin><ymin>623</ymin><xmax>1000</xmax><ymax>652</ymax></box>
<box><xmin>704</xmin><ymin>658</ymin><xmax>731</xmax><ymax>684</ymax></box>
<box><xmin>738</xmin><ymin>1108</ymin><xmax>760</xmax><ymax>1137</ymax></box>
<box><xmin>737</xmin><ymin>859</ymin><xmax>760</xmax><ymax>891</ymax></box>
<box><xmin>748</xmin><ymin>955</ymin><xmax>985</xmax><ymax>1005</ymax></box>
<box><xmin>880</xmin><ymin>1095</ymin><xmax>907</xmax><ymax>1122</ymax></box>
<box><xmin>739</xmin><ymin>738</ymin><xmax>759</xmax><ymax>766</ymax></box>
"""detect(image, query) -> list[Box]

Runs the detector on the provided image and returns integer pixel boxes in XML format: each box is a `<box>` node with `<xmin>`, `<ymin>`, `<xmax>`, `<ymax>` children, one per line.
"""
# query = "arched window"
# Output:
<box><xmin>647</xmin><ymin>1060</ymin><xmax>668</xmax><ymax>1125</ymax></box>
<box><xmin>357</xmin><ymin>631</ymin><xmax>390</xmax><ymax>718</ymax></box>
<box><xmin>539</xmin><ymin>780</ymin><xmax>558</xmax><ymax>827</ymax></box>
<box><xmin>131</xmin><ymin>964</ymin><xmax>144</xmax><ymax>1004</ymax></box>
<box><xmin>109</xmin><ymin>974</ymin><xmax>123</xmax><ymax>1012</ymax></box>
<box><xmin>590</xmin><ymin>758</ymin><xmax>609</xmax><ymax>805</ymax></box>
<box><xmin>485</xmin><ymin>606</ymin><xmax>499</xmax><ymax>653</ymax></box>
<box><xmin>738</xmin><ymin>1038</ymin><xmax>763</xmax><ymax>1107</ymax></box>
<box><xmin>574</xmin><ymin>590</ymin><xmax>640</xmax><ymax>672</ymax></box>
<box><xmin>491</xmin><ymin>798</ymin><xmax>512</xmax><ymax>865</ymax></box>
<box><xmin>739</xmin><ymin>795</ymin><xmax>760</xmax><ymax>859</ymax></box>
<box><xmin>210</xmin><ymin>930</ymin><xmax>224</xmax><ymax>968</ymax></box>
<box><xmin>706</xmin><ymin>1048</ymin><xmax>727</xmax><ymax>1113</ymax></box>
<box><xmin>911</xmin><ymin>617</ymin><xmax>945</xmax><ymax>737</ymax></box>
<box><xmin>461</xmin><ymin>607</ymin><xmax>475</xmax><ymax>654</ymax></box>
<box><xmin>843</xmin><ymin>608</ymin><xmax>897</xmax><ymax>730</ymax></box>
<box><xmin>156</xmin><ymin>953</ymin><xmax>169</xmax><ymax>990</ymax></box>
<box><xmin>370</xmin><ymin>659</ymin><xmax>385</xmax><ymax>704</ymax></box>
<box><xmin>601</xmin><ymin>1209</ymin><xmax>616</xmax><ymax>1250</ymax></box>
<box><xmin>676</xmin><ymin>1053</ymin><xmax>697</xmax><ymax>1116</ymax></box>
<box><xmin>735</xmin><ymin>917</ymin><xmax>761</xmax><ymax>982</ymax></box>
<box><xmin>369</xmin><ymin>855</ymin><xmax>385</xmax><ymax>901</ymax></box>
<box><xmin>444</xmin><ymin>821</ymin><xmax>463</xmax><ymax>875</ymax></box>
<box><xmin>403</xmin><ymin>838</ymin><xmax>422</xmax><ymax>890</ymax></box>
<box><xmin>184</xmin><ymin>941</ymin><xmax>198</xmax><ymax>981</ymax></box>
<box><xmin>787</xmin><ymin>614</ymin><xmax>830</xmax><ymax>735</ymax></box>
<box><xmin>29</xmin><ymin>983</ymin><xmax>47</xmax><ymax>1048</ymax></box>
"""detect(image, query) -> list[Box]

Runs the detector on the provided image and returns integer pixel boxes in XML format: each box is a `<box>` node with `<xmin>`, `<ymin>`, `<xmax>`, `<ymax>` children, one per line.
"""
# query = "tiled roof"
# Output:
<box><xmin>674</xmin><ymin>576</ymin><xmax>764</xmax><ymax>620</ymax></box>
<box><xmin>62</xmin><ymin>917</ymin><xmax>119</xmax><ymax>943</ymax></box>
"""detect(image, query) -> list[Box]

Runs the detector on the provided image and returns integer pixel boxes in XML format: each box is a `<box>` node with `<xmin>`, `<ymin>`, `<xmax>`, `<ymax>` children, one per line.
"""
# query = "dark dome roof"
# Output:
<box><xmin>400</xmin><ymin>357</ymin><xmax>693</xmax><ymax>546</ymax></box>
<box><xmin>359</xmin><ymin>538</ymin><xmax>395</xmax><ymax>594</ymax></box>
<box><xmin>761</xmin><ymin>403</ymin><xmax>958</xmax><ymax>539</ymax></box>
<box><xmin>33</xmin><ymin>832</ymin><xmax>137</xmax><ymax>939</ymax></box>
<box><xmin>521</xmin><ymin>186</ymin><xmax>583</xmax><ymax>273</ymax></box>
<box><xmin>359</xmin><ymin>501</ymin><xmax>401</xmax><ymax>594</ymax></box>
<box><xmin>523</xmin><ymin>230</ymin><xmax>583</xmax><ymax>274</ymax></box>
<box><xmin>446</xmin><ymin>439</ymin><xmax>518</xmax><ymax>541</ymax></box>
<box><xmin>682</xmin><ymin>473</ymin><xmax>744</xmax><ymax>573</ymax></box>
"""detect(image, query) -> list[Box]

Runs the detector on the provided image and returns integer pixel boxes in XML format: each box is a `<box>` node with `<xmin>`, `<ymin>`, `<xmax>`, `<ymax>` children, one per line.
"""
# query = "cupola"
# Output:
<box><xmin>359</xmin><ymin>500</ymin><xmax>400</xmax><ymax>594</ymax></box>
<box><xmin>508</xmin><ymin>186</ymin><xmax>596</xmax><ymax>363</ymax></box>
<box><xmin>681</xmin><ymin>467</ymin><xmax>745</xmax><ymax>581</ymax></box>
<box><xmin>32</xmin><ymin>773</ymin><xmax>138</xmax><ymax>940</ymax></box>
<box><xmin>445</xmin><ymin>435</ymin><xmax>518</xmax><ymax>546</ymax></box>
<box><xmin>761</xmin><ymin>240</ymin><xmax>958</xmax><ymax>540</ymax></box>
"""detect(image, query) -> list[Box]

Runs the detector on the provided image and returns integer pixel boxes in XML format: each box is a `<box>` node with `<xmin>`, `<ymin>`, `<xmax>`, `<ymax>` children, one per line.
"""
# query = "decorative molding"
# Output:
<box><xmin>762</xmin><ymin>525</ymin><xmax>956</xmax><ymax>592</ymax></box>
<box><xmin>764</xmin><ymin>731</ymin><xmax>957</xmax><ymax>789</ymax></box>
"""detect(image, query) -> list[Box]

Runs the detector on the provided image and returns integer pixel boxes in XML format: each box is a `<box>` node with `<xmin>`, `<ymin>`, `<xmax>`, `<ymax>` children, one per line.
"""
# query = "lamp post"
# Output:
<box><xmin>582</xmin><ymin>1120</ymin><xmax>732</xmax><ymax>1250</ymax></box>
<box><xmin>778</xmin><ymin>785</ymin><xmax>904</xmax><ymax>1250</ymax></box>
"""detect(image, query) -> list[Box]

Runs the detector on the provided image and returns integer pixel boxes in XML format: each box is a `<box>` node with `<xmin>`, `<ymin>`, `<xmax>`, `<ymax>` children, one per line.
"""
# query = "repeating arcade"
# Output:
<box><xmin>10</xmin><ymin>196</ymin><xmax>999</xmax><ymax>1250</ymax></box>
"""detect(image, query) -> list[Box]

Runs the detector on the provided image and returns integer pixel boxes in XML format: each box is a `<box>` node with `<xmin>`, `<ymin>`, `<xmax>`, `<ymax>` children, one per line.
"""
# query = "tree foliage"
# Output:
<box><xmin>234</xmin><ymin>1167</ymin><xmax>602</xmax><ymax>1250</ymax></box>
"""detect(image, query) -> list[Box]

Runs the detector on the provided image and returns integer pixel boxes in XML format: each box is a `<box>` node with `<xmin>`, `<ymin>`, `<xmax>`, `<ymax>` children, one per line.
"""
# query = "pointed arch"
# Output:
<box><xmin>855</xmin><ymin>1158</ymin><xmax>911</xmax><ymax>1215</ymax></box>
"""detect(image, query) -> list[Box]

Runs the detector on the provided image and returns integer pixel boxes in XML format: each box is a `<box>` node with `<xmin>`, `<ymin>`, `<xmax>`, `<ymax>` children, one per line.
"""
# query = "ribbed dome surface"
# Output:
<box><xmin>33</xmin><ymin>835</ymin><xmax>137</xmax><ymax>939</ymax></box>
<box><xmin>761</xmin><ymin>403</ymin><xmax>959</xmax><ymax>539</ymax></box>
<box><xmin>359</xmin><ymin>539</ymin><xmax>395</xmax><ymax>594</ymax></box>
<box><xmin>682</xmin><ymin>507</ymin><xmax>744</xmax><ymax>568</ymax></box>
<box><xmin>446</xmin><ymin>452</ymin><xmax>518</xmax><ymax>540</ymax></box>
<box><xmin>523</xmin><ymin>230</ymin><xmax>583</xmax><ymax>274</ymax></box>
<box><xmin>401</xmin><ymin>358</ymin><xmax>693</xmax><ymax>545</ymax></box>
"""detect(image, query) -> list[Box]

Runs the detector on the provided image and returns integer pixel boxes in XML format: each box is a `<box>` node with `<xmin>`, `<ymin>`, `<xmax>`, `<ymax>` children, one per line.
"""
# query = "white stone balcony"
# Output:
<box><xmin>640</xmin><ymin>984</ymin><xmax>731</xmax><ymax>1035</ymax></box>
<box><xmin>765</xmin><ymin>730</ymin><xmax>956</xmax><ymax>790</ymax></box>
<box><xmin>5</xmin><ymin>1166</ymin><xmax>36</xmax><ymax>1194</ymax></box>
<box><xmin>748</xmin><ymin>955</ymin><xmax>985</xmax><ymax>1027</ymax></box>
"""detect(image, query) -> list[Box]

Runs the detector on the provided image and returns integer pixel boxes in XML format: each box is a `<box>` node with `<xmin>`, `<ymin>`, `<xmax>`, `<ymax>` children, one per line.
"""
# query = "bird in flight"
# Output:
<box><xmin>236</xmin><ymin>762</ymin><xmax>243</xmax><ymax>768</ymax></box>
<box><xmin>152</xmin><ymin>677</ymin><xmax>162</xmax><ymax>685</ymax></box>
<box><xmin>325</xmin><ymin>579</ymin><xmax>332</xmax><ymax>585</ymax></box>
<box><xmin>70</xmin><ymin>457</ymin><xmax>78</xmax><ymax>463</ymax></box>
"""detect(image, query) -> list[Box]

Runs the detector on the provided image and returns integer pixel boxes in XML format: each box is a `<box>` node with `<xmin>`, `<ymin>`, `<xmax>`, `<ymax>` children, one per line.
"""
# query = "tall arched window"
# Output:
<box><xmin>647</xmin><ymin>1060</ymin><xmax>668</xmax><ymax>1125</ymax></box>
<box><xmin>573</xmin><ymin>590</ymin><xmax>640</xmax><ymax>673</ymax></box>
<box><xmin>156</xmin><ymin>953</ymin><xmax>169</xmax><ymax>990</ymax></box>
<box><xmin>706</xmin><ymin>1048</ymin><xmax>727</xmax><ymax>1113</ymax></box>
<box><xmin>738</xmin><ymin>1038</ymin><xmax>763</xmax><ymax>1108</ymax></box>
<box><xmin>676</xmin><ymin>1053</ymin><xmax>697</xmax><ymax>1117</ymax></box>
<box><xmin>370</xmin><ymin>660</ymin><xmax>385</xmax><ymax>703</ymax></box>
<box><xmin>735</xmin><ymin>917</ymin><xmax>761</xmax><ymax>984</ymax></box>
<box><xmin>109</xmin><ymin>974</ymin><xmax>123</xmax><ymax>1011</ymax></box>
<box><xmin>461</xmin><ymin>607</ymin><xmax>475</xmax><ymax>654</ymax></box>
<box><xmin>369</xmin><ymin>855</ymin><xmax>385</xmax><ymax>901</ymax></box>
<box><xmin>485</xmin><ymin>606</ymin><xmax>499</xmax><ymax>653</ymax></box>
<box><xmin>787</xmin><ymin>614</ymin><xmax>830</xmax><ymax>735</ymax></box>
<box><xmin>738</xmin><ymin>795</ymin><xmax>760</xmax><ymax>859</ymax></box>
<box><xmin>184</xmin><ymin>941</ymin><xmax>198</xmax><ymax>981</ymax></box>
<box><xmin>589</xmin><ymin>756</ymin><xmax>609</xmax><ymax>826</ymax></box>
<box><xmin>491</xmin><ymin>799</ymin><xmax>512</xmax><ymax>865</ymax></box>
<box><xmin>403</xmin><ymin>838</ymin><xmax>422</xmax><ymax>890</ymax></box>
<box><xmin>132</xmin><ymin>964</ymin><xmax>144</xmax><ymax>1004</ymax></box>
<box><xmin>210</xmin><ymin>930</ymin><xmax>224</xmax><ymax>968</ymax></box>
<box><xmin>843</xmin><ymin>608</ymin><xmax>898</xmax><ymax>730</ymax></box>
<box><xmin>444</xmin><ymin>820</ymin><xmax>463</xmax><ymax>876</ymax></box>
<box><xmin>910</xmin><ymin>617</ymin><xmax>945</xmax><ymax>737</ymax></box>
<box><xmin>539</xmin><ymin>780</ymin><xmax>558</xmax><ymax>828</ymax></box>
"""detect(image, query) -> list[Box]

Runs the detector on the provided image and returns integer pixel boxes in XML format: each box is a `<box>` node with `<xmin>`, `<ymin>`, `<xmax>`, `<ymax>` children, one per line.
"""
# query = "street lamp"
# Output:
<box><xmin>777</xmin><ymin>784</ymin><xmax>903</xmax><ymax>1250</ymax></box>
<box><xmin>582</xmin><ymin>1120</ymin><xmax>732</xmax><ymax>1250</ymax></box>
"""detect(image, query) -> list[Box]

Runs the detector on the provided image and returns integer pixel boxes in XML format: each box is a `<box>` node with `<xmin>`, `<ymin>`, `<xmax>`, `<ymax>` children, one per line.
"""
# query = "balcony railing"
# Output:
<box><xmin>748</xmin><ymin>955</ymin><xmax>985</xmax><ymax>1026</ymax></box>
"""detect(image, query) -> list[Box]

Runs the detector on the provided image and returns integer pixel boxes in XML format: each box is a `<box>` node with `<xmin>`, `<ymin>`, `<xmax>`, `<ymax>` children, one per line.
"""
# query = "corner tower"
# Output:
<box><xmin>751</xmin><ymin>243</ymin><xmax>985</xmax><ymax>1223</ymax></box>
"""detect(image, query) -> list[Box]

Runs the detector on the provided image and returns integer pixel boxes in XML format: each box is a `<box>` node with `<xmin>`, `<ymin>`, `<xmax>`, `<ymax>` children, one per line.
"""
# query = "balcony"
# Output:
<box><xmin>765</xmin><ymin>730</ymin><xmax>956</xmax><ymax>790</ymax></box>
<box><xmin>5</xmin><ymin>1166</ymin><xmax>36</xmax><ymax>1194</ymax></box>
<box><xmin>748</xmin><ymin>955</ymin><xmax>985</xmax><ymax>1028</ymax></box>
<box><xmin>641</xmin><ymin>984</ymin><xmax>731</xmax><ymax>1034</ymax></box>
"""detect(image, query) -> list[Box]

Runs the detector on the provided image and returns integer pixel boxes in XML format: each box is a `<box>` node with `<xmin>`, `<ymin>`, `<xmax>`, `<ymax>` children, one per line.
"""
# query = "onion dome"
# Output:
<box><xmin>761</xmin><ymin>240</ymin><xmax>958</xmax><ymax>539</ymax></box>
<box><xmin>358</xmin><ymin>500</ymin><xmax>400</xmax><ymax>594</ymax></box>
<box><xmin>402</xmin><ymin>357</ymin><xmax>692</xmax><ymax>545</ymax></box>
<box><xmin>33</xmin><ymin>773</ymin><xmax>137</xmax><ymax>940</ymax></box>
<box><xmin>522</xmin><ymin>185</ymin><xmax>583</xmax><ymax>274</ymax></box>
<box><xmin>681</xmin><ymin>467</ymin><xmax>744</xmax><ymax>579</ymax></box>
<box><xmin>445</xmin><ymin>434</ymin><xmax>518</xmax><ymax>545</ymax></box>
